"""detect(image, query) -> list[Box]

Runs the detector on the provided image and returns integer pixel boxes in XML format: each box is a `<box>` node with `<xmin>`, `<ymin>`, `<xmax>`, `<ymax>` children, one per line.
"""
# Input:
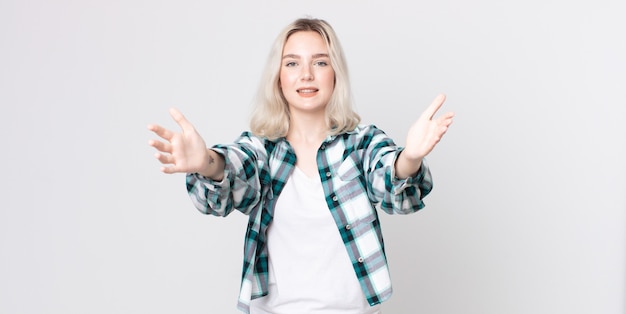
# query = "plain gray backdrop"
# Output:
<box><xmin>1</xmin><ymin>0</ymin><xmax>624</xmax><ymax>313</ymax></box>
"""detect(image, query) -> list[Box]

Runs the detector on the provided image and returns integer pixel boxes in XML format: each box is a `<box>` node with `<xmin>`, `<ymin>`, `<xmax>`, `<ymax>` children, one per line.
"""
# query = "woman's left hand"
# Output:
<box><xmin>403</xmin><ymin>94</ymin><xmax>455</xmax><ymax>161</ymax></box>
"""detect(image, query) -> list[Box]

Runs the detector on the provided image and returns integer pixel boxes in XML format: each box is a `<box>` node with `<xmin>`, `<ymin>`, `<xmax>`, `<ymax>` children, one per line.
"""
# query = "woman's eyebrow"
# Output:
<box><xmin>312</xmin><ymin>53</ymin><xmax>329</xmax><ymax>59</ymax></box>
<box><xmin>282</xmin><ymin>54</ymin><xmax>300</xmax><ymax>60</ymax></box>
<box><xmin>282</xmin><ymin>53</ymin><xmax>329</xmax><ymax>59</ymax></box>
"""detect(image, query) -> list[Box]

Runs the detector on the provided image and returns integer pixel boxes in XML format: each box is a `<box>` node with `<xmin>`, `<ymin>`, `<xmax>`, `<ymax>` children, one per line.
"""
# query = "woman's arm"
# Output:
<box><xmin>186</xmin><ymin>133</ymin><xmax>268</xmax><ymax>217</ymax></box>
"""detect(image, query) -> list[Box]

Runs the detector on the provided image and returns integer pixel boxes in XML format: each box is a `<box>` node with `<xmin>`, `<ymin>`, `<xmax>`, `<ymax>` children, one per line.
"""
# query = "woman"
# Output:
<box><xmin>148</xmin><ymin>18</ymin><xmax>454</xmax><ymax>314</ymax></box>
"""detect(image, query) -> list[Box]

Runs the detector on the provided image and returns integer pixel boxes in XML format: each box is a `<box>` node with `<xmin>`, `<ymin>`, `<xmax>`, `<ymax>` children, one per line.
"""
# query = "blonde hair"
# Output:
<box><xmin>250</xmin><ymin>18</ymin><xmax>360</xmax><ymax>140</ymax></box>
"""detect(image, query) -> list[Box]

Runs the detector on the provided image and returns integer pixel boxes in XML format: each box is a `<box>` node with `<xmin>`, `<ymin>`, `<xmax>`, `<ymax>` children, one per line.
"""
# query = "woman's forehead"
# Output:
<box><xmin>282</xmin><ymin>31</ymin><xmax>328</xmax><ymax>56</ymax></box>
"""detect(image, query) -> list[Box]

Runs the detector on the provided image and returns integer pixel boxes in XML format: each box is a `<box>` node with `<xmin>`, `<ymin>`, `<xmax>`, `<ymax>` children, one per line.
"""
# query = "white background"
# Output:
<box><xmin>1</xmin><ymin>0</ymin><xmax>624</xmax><ymax>313</ymax></box>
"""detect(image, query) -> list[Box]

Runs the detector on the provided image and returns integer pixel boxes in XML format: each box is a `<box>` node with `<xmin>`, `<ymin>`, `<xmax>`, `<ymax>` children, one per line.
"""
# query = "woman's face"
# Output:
<box><xmin>279</xmin><ymin>31</ymin><xmax>335</xmax><ymax>115</ymax></box>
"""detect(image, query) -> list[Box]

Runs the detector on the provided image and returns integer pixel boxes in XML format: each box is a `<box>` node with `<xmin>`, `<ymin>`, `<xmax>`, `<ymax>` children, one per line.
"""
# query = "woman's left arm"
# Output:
<box><xmin>395</xmin><ymin>94</ymin><xmax>455</xmax><ymax>179</ymax></box>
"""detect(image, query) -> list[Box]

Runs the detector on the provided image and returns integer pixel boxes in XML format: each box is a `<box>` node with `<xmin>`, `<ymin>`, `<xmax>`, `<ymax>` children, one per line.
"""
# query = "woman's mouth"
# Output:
<box><xmin>297</xmin><ymin>88</ymin><xmax>319</xmax><ymax>94</ymax></box>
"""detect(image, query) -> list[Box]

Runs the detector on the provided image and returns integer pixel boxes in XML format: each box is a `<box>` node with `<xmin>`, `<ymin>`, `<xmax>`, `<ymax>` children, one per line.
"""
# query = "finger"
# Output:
<box><xmin>148</xmin><ymin>124</ymin><xmax>176</xmax><ymax>141</ymax></box>
<box><xmin>162</xmin><ymin>165</ymin><xmax>183</xmax><ymax>174</ymax></box>
<box><xmin>436</xmin><ymin>112</ymin><xmax>455</xmax><ymax>126</ymax></box>
<box><xmin>435</xmin><ymin>124</ymin><xmax>451</xmax><ymax>141</ymax></box>
<box><xmin>148</xmin><ymin>139</ymin><xmax>172</xmax><ymax>154</ymax></box>
<box><xmin>441</xmin><ymin>111</ymin><xmax>455</xmax><ymax>119</ymax></box>
<box><xmin>155</xmin><ymin>152</ymin><xmax>175</xmax><ymax>165</ymax></box>
<box><xmin>421</xmin><ymin>94</ymin><xmax>447</xmax><ymax>120</ymax></box>
<box><xmin>169</xmin><ymin>108</ymin><xmax>196</xmax><ymax>134</ymax></box>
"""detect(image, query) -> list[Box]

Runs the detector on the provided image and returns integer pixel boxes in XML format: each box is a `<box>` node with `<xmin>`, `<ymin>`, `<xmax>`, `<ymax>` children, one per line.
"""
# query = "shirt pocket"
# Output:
<box><xmin>336</xmin><ymin>151</ymin><xmax>362</xmax><ymax>182</ymax></box>
<box><xmin>335</xmin><ymin>152</ymin><xmax>376</xmax><ymax>236</ymax></box>
<box><xmin>334</xmin><ymin>152</ymin><xmax>366</xmax><ymax>205</ymax></box>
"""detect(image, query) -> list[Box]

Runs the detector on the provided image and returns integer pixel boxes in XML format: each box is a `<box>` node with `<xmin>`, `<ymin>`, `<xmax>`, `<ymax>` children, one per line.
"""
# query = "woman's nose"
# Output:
<box><xmin>301</xmin><ymin>66</ymin><xmax>313</xmax><ymax>81</ymax></box>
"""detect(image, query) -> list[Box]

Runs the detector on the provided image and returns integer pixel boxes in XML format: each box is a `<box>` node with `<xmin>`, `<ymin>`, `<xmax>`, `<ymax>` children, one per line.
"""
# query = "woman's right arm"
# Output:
<box><xmin>148</xmin><ymin>109</ymin><xmax>266</xmax><ymax>216</ymax></box>
<box><xmin>186</xmin><ymin>135</ymin><xmax>267</xmax><ymax>217</ymax></box>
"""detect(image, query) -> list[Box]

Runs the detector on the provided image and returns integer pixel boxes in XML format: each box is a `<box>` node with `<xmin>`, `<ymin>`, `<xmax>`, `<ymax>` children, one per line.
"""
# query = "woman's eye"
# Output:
<box><xmin>285</xmin><ymin>61</ymin><xmax>297</xmax><ymax>67</ymax></box>
<box><xmin>315</xmin><ymin>61</ymin><xmax>328</xmax><ymax>66</ymax></box>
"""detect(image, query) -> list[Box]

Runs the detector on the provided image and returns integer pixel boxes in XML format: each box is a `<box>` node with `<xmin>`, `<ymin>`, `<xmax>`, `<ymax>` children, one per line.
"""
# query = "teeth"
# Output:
<box><xmin>298</xmin><ymin>89</ymin><xmax>316</xmax><ymax>93</ymax></box>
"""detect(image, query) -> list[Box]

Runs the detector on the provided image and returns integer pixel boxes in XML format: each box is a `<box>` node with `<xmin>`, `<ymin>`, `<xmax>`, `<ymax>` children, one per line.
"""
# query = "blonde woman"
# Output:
<box><xmin>148</xmin><ymin>18</ymin><xmax>454</xmax><ymax>314</ymax></box>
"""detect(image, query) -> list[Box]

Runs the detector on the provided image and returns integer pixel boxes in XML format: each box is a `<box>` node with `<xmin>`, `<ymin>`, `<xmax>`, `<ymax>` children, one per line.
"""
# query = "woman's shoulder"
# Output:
<box><xmin>234</xmin><ymin>131</ymin><xmax>289</xmax><ymax>154</ymax></box>
<box><xmin>237</xmin><ymin>131</ymin><xmax>272</xmax><ymax>143</ymax></box>
<box><xmin>345</xmin><ymin>124</ymin><xmax>388</xmax><ymax>137</ymax></box>
<box><xmin>334</xmin><ymin>124</ymin><xmax>394</xmax><ymax>148</ymax></box>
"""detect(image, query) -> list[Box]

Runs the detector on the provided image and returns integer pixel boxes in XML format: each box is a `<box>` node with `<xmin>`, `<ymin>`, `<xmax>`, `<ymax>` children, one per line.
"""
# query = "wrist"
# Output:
<box><xmin>198</xmin><ymin>149</ymin><xmax>225</xmax><ymax>180</ymax></box>
<box><xmin>395</xmin><ymin>151</ymin><xmax>422</xmax><ymax>179</ymax></box>
<box><xmin>399</xmin><ymin>149</ymin><xmax>423</xmax><ymax>164</ymax></box>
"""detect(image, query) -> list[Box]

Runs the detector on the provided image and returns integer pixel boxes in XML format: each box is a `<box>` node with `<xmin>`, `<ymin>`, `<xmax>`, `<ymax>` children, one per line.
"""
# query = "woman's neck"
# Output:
<box><xmin>286</xmin><ymin>111</ymin><xmax>328</xmax><ymax>144</ymax></box>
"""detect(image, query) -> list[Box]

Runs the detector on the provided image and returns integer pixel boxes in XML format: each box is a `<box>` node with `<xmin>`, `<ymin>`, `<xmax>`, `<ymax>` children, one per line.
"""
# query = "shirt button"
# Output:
<box><xmin>320</xmin><ymin>144</ymin><xmax>326</xmax><ymax>150</ymax></box>
<box><xmin>332</xmin><ymin>195</ymin><xmax>338</xmax><ymax>202</ymax></box>
<box><xmin>345</xmin><ymin>224</ymin><xmax>351</xmax><ymax>230</ymax></box>
<box><xmin>325</xmin><ymin>171</ymin><xmax>331</xmax><ymax>178</ymax></box>
<box><xmin>357</xmin><ymin>257</ymin><xmax>364</xmax><ymax>263</ymax></box>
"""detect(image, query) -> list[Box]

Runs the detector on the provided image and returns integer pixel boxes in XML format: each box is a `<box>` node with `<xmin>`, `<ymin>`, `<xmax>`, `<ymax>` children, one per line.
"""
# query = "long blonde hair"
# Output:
<box><xmin>250</xmin><ymin>18</ymin><xmax>360</xmax><ymax>140</ymax></box>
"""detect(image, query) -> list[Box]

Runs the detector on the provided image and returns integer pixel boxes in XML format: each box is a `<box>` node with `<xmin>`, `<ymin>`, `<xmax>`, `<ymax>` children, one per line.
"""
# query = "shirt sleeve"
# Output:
<box><xmin>362</xmin><ymin>126</ymin><xmax>433</xmax><ymax>214</ymax></box>
<box><xmin>185</xmin><ymin>132</ymin><xmax>268</xmax><ymax>217</ymax></box>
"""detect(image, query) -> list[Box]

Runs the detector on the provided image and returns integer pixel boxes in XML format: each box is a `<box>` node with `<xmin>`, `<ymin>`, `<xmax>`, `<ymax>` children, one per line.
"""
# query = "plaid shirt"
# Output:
<box><xmin>186</xmin><ymin>124</ymin><xmax>433</xmax><ymax>313</ymax></box>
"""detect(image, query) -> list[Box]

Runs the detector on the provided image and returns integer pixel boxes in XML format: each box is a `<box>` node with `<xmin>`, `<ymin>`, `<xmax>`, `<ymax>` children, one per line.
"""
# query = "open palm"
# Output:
<box><xmin>147</xmin><ymin>108</ymin><xmax>210</xmax><ymax>174</ymax></box>
<box><xmin>403</xmin><ymin>94</ymin><xmax>455</xmax><ymax>160</ymax></box>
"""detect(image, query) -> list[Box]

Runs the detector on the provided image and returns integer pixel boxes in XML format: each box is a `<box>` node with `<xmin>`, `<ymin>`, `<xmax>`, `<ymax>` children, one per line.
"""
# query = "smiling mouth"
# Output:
<box><xmin>297</xmin><ymin>89</ymin><xmax>319</xmax><ymax>94</ymax></box>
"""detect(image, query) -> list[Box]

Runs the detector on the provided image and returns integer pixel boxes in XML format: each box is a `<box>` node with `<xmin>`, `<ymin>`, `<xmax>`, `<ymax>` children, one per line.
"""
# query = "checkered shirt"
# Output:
<box><xmin>186</xmin><ymin>124</ymin><xmax>433</xmax><ymax>313</ymax></box>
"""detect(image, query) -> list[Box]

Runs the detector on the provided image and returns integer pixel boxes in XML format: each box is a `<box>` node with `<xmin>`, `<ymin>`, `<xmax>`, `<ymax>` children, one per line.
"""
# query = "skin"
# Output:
<box><xmin>281</xmin><ymin>31</ymin><xmax>336</xmax><ymax>177</ymax></box>
<box><xmin>395</xmin><ymin>93</ymin><xmax>454</xmax><ymax>178</ymax></box>
<box><xmin>280</xmin><ymin>31</ymin><xmax>335</xmax><ymax>118</ymax></box>
<box><xmin>147</xmin><ymin>30</ymin><xmax>454</xmax><ymax>180</ymax></box>
<box><xmin>147</xmin><ymin>108</ymin><xmax>224</xmax><ymax>180</ymax></box>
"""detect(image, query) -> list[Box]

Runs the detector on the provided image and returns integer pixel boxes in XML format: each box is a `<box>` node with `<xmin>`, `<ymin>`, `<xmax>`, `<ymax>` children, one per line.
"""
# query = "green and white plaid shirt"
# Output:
<box><xmin>186</xmin><ymin>124</ymin><xmax>433</xmax><ymax>313</ymax></box>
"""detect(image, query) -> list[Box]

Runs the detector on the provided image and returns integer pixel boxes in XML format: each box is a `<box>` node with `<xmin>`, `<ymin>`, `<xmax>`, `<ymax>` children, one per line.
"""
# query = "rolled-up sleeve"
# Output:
<box><xmin>363</xmin><ymin>127</ymin><xmax>433</xmax><ymax>215</ymax></box>
<box><xmin>185</xmin><ymin>133</ymin><xmax>267</xmax><ymax>217</ymax></box>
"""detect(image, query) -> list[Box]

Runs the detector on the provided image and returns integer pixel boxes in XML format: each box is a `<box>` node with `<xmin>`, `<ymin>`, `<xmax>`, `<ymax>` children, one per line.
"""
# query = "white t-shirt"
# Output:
<box><xmin>249</xmin><ymin>167</ymin><xmax>381</xmax><ymax>314</ymax></box>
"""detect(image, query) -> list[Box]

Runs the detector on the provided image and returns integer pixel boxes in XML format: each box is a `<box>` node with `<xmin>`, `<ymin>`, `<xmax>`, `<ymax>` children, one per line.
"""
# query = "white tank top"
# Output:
<box><xmin>249</xmin><ymin>167</ymin><xmax>381</xmax><ymax>314</ymax></box>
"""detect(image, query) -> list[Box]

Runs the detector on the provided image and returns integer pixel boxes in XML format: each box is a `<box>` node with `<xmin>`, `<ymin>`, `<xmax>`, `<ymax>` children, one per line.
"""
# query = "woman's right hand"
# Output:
<box><xmin>148</xmin><ymin>108</ymin><xmax>216</xmax><ymax>176</ymax></box>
